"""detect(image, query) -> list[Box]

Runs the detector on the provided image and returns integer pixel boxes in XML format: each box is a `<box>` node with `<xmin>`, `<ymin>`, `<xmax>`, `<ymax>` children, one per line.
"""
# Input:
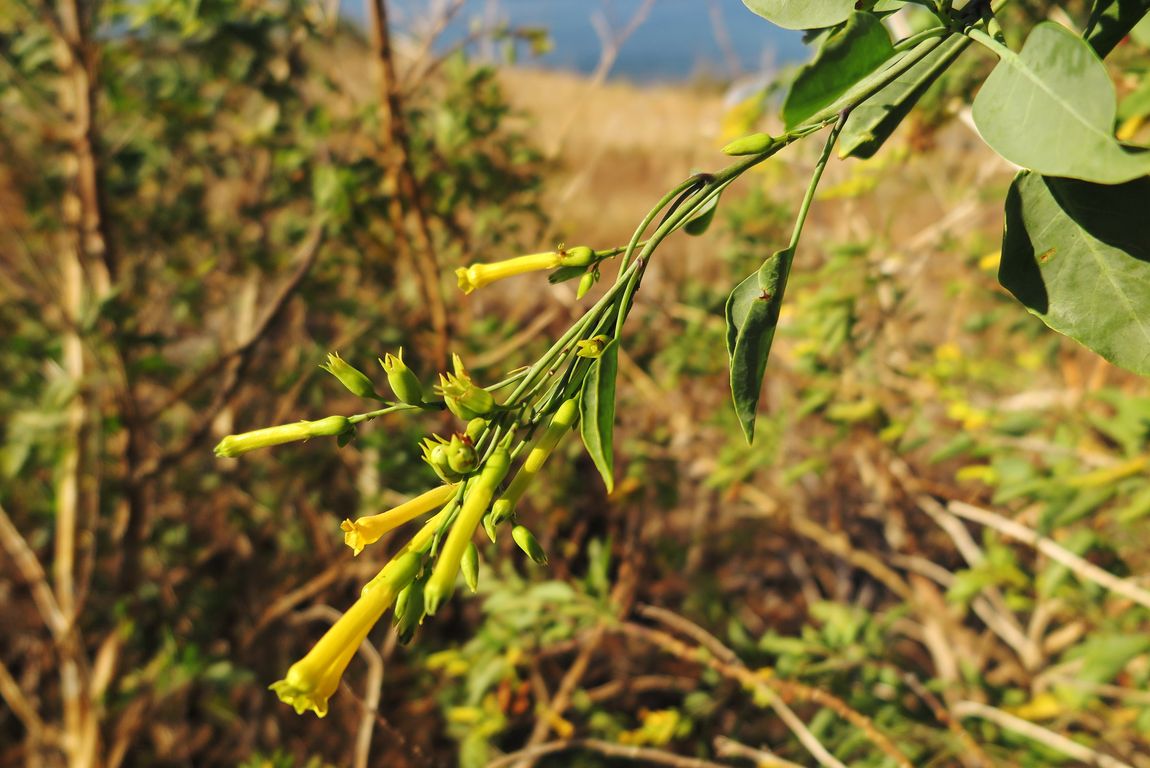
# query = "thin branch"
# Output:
<box><xmin>508</xmin><ymin>626</ymin><xmax>605</xmax><ymax>768</ymax></box>
<box><xmin>916</xmin><ymin>495</ymin><xmax>1042</xmax><ymax>669</ymax></box>
<box><xmin>947</xmin><ymin>501</ymin><xmax>1150</xmax><ymax>611</ymax></box>
<box><xmin>0</xmin><ymin>501</ymin><xmax>67</xmax><ymax>638</ymax></box>
<box><xmin>487</xmin><ymin>738</ymin><xmax>732</xmax><ymax>768</ymax></box>
<box><xmin>635</xmin><ymin>604</ymin><xmax>740</xmax><ymax>666</ymax></box>
<box><xmin>953</xmin><ymin>700</ymin><xmax>1133</xmax><ymax>768</ymax></box>
<box><xmin>713</xmin><ymin>736</ymin><xmax>806</xmax><ymax>768</ymax></box>
<box><xmin>0</xmin><ymin>657</ymin><xmax>48</xmax><ymax>738</ymax></box>
<box><xmin>367</xmin><ymin>0</ymin><xmax>450</xmax><ymax>368</ymax></box>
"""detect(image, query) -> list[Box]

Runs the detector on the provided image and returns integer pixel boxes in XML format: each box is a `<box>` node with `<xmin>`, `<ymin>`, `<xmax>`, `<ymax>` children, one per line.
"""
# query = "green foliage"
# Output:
<box><xmin>740</xmin><ymin>0</ymin><xmax>855</xmax><ymax>31</ymax></box>
<box><xmin>972</xmin><ymin>21</ymin><xmax>1150</xmax><ymax>184</ymax></box>
<box><xmin>579</xmin><ymin>339</ymin><xmax>619</xmax><ymax>493</ymax></box>
<box><xmin>1001</xmin><ymin>172</ymin><xmax>1150</xmax><ymax>375</ymax></box>
<box><xmin>783</xmin><ymin>11</ymin><xmax>895</xmax><ymax>130</ymax></box>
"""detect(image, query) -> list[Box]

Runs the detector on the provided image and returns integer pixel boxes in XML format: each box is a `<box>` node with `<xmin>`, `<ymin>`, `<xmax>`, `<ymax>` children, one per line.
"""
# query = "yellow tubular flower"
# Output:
<box><xmin>423</xmin><ymin>447</ymin><xmax>512</xmax><ymax>614</ymax></box>
<box><xmin>269</xmin><ymin>549</ymin><xmax>421</xmax><ymax>717</ymax></box>
<box><xmin>271</xmin><ymin>506</ymin><xmax>455</xmax><ymax>717</ymax></box>
<box><xmin>214</xmin><ymin>416</ymin><xmax>351</xmax><ymax>458</ymax></box>
<box><xmin>341</xmin><ymin>483</ymin><xmax>458</xmax><ymax>556</ymax></box>
<box><xmin>455</xmin><ymin>251</ymin><xmax>563</xmax><ymax>294</ymax></box>
<box><xmin>490</xmin><ymin>398</ymin><xmax>579</xmax><ymax>526</ymax></box>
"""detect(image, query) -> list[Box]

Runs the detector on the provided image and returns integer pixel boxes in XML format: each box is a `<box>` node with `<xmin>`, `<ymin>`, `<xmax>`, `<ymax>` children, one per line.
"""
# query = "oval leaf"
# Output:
<box><xmin>972</xmin><ymin>21</ymin><xmax>1150</xmax><ymax>184</ymax></box>
<box><xmin>1000</xmin><ymin>171</ymin><xmax>1150</xmax><ymax>375</ymax></box>
<box><xmin>784</xmin><ymin>12</ymin><xmax>895</xmax><ymax>130</ymax></box>
<box><xmin>740</xmin><ymin>0</ymin><xmax>853</xmax><ymax>30</ymax></box>
<box><xmin>579</xmin><ymin>339</ymin><xmax>619</xmax><ymax>492</ymax></box>
<box><xmin>727</xmin><ymin>249</ymin><xmax>792</xmax><ymax>443</ymax></box>
<box><xmin>841</xmin><ymin>35</ymin><xmax>969</xmax><ymax>159</ymax></box>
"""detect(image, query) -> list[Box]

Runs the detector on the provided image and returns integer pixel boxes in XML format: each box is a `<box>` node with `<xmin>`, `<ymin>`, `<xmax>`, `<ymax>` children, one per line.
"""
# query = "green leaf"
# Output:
<box><xmin>727</xmin><ymin>250</ymin><xmax>791</xmax><ymax>443</ymax></box>
<box><xmin>1000</xmin><ymin>171</ymin><xmax>1150</xmax><ymax>376</ymax></box>
<box><xmin>1075</xmin><ymin>634</ymin><xmax>1150</xmax><ymax>685</ymax></box>
<box><xmin>1086</xmin><ymin>0</ymin><xmax>1150</xmax><ymax>56</ymax></box>
<box><xmin>579</xmin><ymin>339</ymin><xmax>618</xmax><ymax>492</ymax></box>
<box><xmin>740</xmin><ymin>0</ymin><xmax>854</xmax><ymax>30</ymax></box>
<box><xmin>684</xmin><ymin>190</ymin><xmax>720</xmax><ymax>236</ymax></box>
<box><xmin>972</xmin><ymin>22</ymin><xmax>1150</xmax><ymax>184</ymax></box>
<box><xmin>784</xmin><ymin>12</ymin><xmax>895</xmax><ymax>130</ymax></box>
<box><xmin>840</xmin><ymin>35</ymin><xmax>968</xmax><ymax>159</ymax></box>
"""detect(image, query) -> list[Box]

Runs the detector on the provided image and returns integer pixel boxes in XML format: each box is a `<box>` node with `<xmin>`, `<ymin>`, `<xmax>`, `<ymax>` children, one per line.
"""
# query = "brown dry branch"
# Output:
<box><xmin>367</xmin><ymin>0</ymin><xmax>449</xmax><ymax>368</ymax></box>
<box><xmin>946</xmin><ymin>500</ymin><xmax>1150</xmax><ymax>610</ymax></box>
<box><xmin>713</xmin><ymin>735</ymin><xmax>807</xmax><ymax>768</ymax></box>
<box><xmin>953</xmin><ymin>700</ymin><xmax>1134</xmax><ymax>768</ymax></box>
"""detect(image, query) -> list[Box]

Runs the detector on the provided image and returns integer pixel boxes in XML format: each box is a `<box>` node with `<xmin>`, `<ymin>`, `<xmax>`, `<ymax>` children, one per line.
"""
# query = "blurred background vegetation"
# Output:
<box><xmin>2</xmin><ymin>1</ymin><xmax>1150</xmax><ymax>766</ymax></box>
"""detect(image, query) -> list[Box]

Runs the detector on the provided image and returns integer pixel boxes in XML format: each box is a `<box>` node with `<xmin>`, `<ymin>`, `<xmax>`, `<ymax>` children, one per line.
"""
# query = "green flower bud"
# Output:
<box><xmin>393</xmin><ymin>578</ymin><xmax>425</xmax><ymax>645</ymax></box>
<box><xmin>559</xmin><ymin>245</ymin><xmax>595</xmax><ymax>268</ymax></box>
<box><xmin>512</xmin><ymin>525</ymin><xmax>548</xmax><ymax>566</ymax></box>
<box><xmin>721</xmin><ymin>132</ymin><xmax>776</xmax><ymax>156</ymax></box>
<box><xmin>435</xmin><ymin>354</ymin><xmax>496</xmax><ymax>420</ymax></box>
<box><xmin>490</xmin><ymin>498</ymin><xmax>513</xmax><ymax>528</ymax></box>
<box><xmin>482</xmin><ymin>511</ymin><xmax>498</xmax><ymax>543</ymax></box>
<box><xmin>320</xmin><ymin>352</ymin><xmax>379</xmax><ymax>399</ymax></box>
<box><xmin>214</xmin><ymin>415</ymin><xmax>353</xmax><ymax>458</ymax></box>
<box><xmin>575</xmin><ymin>335</ymin><xmax>609</xmax><ymax>359</ymax></box>
<box><xmin>421</xmin><ymin>435</ymin><xmax>462</xmax><ymax>482</ymax></box>
<box><xmin>380</xmin><ymin>348</ymin><xmax>424</xmax><ymax>406</ymax></box>
<box><xmin>446</xmin><ymin>434</ymin><xmax>478</xmax><ymax>475</ymax></box>
<box><xmin>576</xmin><ymin>269</ymin><xmax>598</xmax><ymax>300</ymax></box>
<box><xmin>461</xmin><ymin>541</ymin><xmax>480</xmax><ymax>593</ymax></box>
<box><xmin>465</xmin><ymin>417</ymin><xmax>488</xmax><ymax>443</ymax></box>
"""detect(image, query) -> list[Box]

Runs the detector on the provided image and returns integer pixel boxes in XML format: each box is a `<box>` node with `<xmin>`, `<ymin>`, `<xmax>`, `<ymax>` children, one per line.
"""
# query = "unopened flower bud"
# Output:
<box><xmin>461</xmin><ymin>541</ymin><xmax>480</xmax><ymax>593</ymax></box>
<box><xmin>380</xmin><ymin>348</ymin><xmax>424</xmax><ymax>405</ymax></box>
<box><xmin>214</xmin><ymin>415</ymin><xmax>352</xmax><ymax>458</ymax></box>
<box><xmin>512</xmin><ymin>525</ymin><xmax>548</xmax><ymax>565</ymax></box>
<box><xmin>576</xmin><ymin>335</ymin><xmax>609</xmax><ymax>359</ymax></box>
<box><xmin>465</xmin><ymin>417</ymin><xmax>488</xmax><ymax>443</ymax></box>
<box><xmin>576</xmin><ymin>269</ymin><xmax>598</xmax><ymax>300</ymax></box>
<box><xmin>446</xmin><ymin>434</ymin><xmax>478</xmax><ymax>474</ymax></box>
<box><xmin>722</xmin><ymin>132</ymin><xmax>777</xmax><ymax>156</ymax></box>
<box><xmin>436</xmin><ymin>354</ymin><xmax>495</xmax><ymax>420</ymax></box>
<box><xmin>320</xmin><ymin>352</ymin><xmax>379</xmax><ymax>399</ymax></box>
<box><xmin>421</xmin><ymin>436</ymin><xmax>462</xmax><ymax>482</ymax></box>
<box><xmin>393</xmin><ymin>579</ymin><xmax>425</xmax><ymax>644</ymax></box>
<box><xmin>559</xmin><ymin>245</ymin><xmax>595</xmax><ymax>268</ymax></box>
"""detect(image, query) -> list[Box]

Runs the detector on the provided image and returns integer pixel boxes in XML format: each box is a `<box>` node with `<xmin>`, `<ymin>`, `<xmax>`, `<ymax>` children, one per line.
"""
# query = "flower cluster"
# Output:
<box><xmin>213</xmin><ymin>247</ymin><xmax>611</xmax><ymax>716</ymax></box>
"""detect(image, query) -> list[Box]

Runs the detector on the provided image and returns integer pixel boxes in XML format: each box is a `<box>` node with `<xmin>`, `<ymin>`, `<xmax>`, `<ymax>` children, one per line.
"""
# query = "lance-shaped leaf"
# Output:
<box><xmin>840</xmin><ymin>35</ymin><xmax>969</xmax><ymax>159</ymax></box>
<box><xmin>784</xmin><ymin>12</ymin><xmax>894</xmax><ymax>130</ymax></box>
<box><xmin>727</xmin><ymin>250</ymin><xmax>791</xmax><ymax>443</ymax></box>
<box><xmin>1000</xmin><ymin>171</ymin><xmax>1150</xmax><ymax>376</ymax></box>
<box><xmin>972</xmin><ymin>21</ymin><xmax>1150</xmax><ymax>184</ymax></box>
<box><xmin>579</xmin><ymin>338</ymin><xmax>619</xmax><ymax>492</ymax></box>
<box><xmin>740</xmin><ymin>0</ymin><xmax>853</xmax><ymax>30</ymax></box>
